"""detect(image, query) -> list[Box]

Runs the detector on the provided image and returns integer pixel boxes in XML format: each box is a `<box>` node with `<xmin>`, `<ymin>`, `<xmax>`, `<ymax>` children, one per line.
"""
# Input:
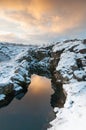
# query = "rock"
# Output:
<box><xmin>76</xmin><ymin>58</ymin><xmax>83</xmax><ymax>68</ymax></box>
<box><xmin>79</xmin><ymin>49</ymin><xmax>86</xmax><ymax>54</ymax></box>
<box><xmin>83</xmin><ymin>39</ymin><xmax>86</xmax><ymax>44</ymax></box>
<box><xmin>0</xmin><ymin>82</ymin><xmax>13</xmax><ymax>95</ymax></box>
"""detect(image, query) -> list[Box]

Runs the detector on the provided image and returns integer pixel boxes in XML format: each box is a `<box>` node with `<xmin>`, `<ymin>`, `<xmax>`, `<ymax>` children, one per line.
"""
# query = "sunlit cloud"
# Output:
<box><xmin>0</xmin><ymin>0</ymin><xmax>86</xmax><ymax>44</ymax></box>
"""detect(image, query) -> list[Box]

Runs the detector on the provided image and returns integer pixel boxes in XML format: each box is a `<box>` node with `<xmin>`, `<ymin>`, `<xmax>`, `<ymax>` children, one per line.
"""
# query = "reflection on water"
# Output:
<box><xmin>29</xmin><ymin>75</ymin><xmax>52</xmax><ymax>95</ymax></box>
<box><xmin>0</xmin><ymin>75</ymin><xmax>55</xmax><ymax>130</ymax></box>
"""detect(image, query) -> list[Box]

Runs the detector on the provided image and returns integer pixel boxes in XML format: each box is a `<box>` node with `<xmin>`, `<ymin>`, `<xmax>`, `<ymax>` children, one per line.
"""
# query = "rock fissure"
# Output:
<box><xmin>0</xmin><ymin>39</ymin><xmax>86</xmax><ymax>130</ymax></box>
<box><xmin>0</xmin><ymin>42</ymin><xmax>66</xmax><ymax>109</ymax></box>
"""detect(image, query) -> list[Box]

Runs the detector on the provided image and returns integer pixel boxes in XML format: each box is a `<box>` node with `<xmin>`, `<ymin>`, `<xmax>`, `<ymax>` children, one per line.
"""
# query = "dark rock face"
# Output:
<box><xmin>30</xmin><ymin>48</ymin><xmax>50</xmax><ymax>61</ymax></box>
<box><xmin>0</xmin><ymin>82</ymin><xmax>13</xmax><ymax>95</ymax></box>
<box><xmin>83</xmin><ymin>39</ymin><xmax>86</xmax><ymax>44</ymax></box>
<box><xmin>79</xmin><ymin>49</ymin><xmax>86</xmax><ymax>54</ymax></box>
<box><xmin>0</xmin><ymin>92</ymin><xmax>14</xmax><ymax>108</ymax></box>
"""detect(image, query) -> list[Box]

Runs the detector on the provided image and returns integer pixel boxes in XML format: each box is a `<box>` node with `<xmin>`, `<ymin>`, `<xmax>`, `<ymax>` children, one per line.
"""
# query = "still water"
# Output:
<box><xmin>0</xmin><ymin>75</ymin><xmax>55</xmax><ymax>130</ymax></box>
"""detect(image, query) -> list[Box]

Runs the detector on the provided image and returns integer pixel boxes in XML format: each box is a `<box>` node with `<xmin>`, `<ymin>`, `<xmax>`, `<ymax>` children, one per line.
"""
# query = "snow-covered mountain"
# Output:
<box><xmin>0</xmin><ymin>39</ymin><xmax>86</xmax><ymax>130</ymax></box>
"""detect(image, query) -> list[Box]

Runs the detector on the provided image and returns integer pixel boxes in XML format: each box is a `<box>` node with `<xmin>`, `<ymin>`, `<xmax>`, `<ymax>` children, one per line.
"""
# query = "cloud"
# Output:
<box><xmin>0</xmin><ymin>0</ymin><xmax>86</xmax><ymax>44</ymax></box>
<box><xmin>0</xmin><ymin>33</ymin><xmax>23</xmax><ymax>43</ymax></box>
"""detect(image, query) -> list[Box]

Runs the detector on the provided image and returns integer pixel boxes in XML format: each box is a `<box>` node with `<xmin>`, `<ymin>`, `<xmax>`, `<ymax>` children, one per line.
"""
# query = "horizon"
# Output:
<box><xmin>0</xmin><ymin>0</ymin><xmax>86</xmax><ymax>44</ymax></box>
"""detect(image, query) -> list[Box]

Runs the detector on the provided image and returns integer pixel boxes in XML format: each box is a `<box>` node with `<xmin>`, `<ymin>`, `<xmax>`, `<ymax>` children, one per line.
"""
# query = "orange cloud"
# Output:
<box><xmin>0</xmin><ymin>0</ymin><xmax>86</xmax><ymax>43</ymax></box>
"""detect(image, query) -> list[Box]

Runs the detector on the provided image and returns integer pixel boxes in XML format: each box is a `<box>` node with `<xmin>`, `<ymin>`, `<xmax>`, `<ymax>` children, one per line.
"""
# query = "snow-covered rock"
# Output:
<box><xmin>0</xmin><ymin>42</ymin><xmax>51</xmax><ymax>99</ymax></box>
<box><xmin>0</xmin><ymin>44</ymin><xmax>34</xmax><ymax>94</ymax></box>
<box><xmin>48</xmin><ymin>39</ymin><xmax>86</xmax><ymax>130</ymax></box>
<box><xmin>54</xmin><ymin>40</ymin><xmax>86</xmax><ymax>83</ymax></box>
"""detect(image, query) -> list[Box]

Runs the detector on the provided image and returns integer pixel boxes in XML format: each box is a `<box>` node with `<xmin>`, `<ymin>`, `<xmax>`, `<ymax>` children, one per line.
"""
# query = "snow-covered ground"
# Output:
<box><xmin>48</xmin><ymin>40</ymin><xmax>86</xmax><ymax>130</ymax></box>
<box><xmin>0</xmin><ymin>43</ymin><xmax>34</xmax><ymax>96</ymax></box>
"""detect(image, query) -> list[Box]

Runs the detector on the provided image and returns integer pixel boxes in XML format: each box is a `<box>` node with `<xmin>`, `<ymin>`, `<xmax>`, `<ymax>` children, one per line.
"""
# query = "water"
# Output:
<box><xmin>0</xmin><ymin>75</ymin><xmax>55</xmax><ymax>130</ymax></box>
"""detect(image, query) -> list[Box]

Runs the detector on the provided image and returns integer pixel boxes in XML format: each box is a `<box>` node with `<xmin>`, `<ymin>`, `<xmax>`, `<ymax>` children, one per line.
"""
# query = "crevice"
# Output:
<box><xmin>0</xmin><ymin>46</ymin><xmax>67</xmax><ymax>109</ymax></box>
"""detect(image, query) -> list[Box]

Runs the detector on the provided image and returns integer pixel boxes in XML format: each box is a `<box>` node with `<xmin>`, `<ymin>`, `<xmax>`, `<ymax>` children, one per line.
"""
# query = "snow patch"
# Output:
<box><xmin>14</xmin><ymin>86</ymin><xmax>22</xmax><ymax>91</ymax></box>
<box><xmin>74</xmin><ymin>70</ymin><xmax>86</xmax><ymax>79</ymax></box>
<box><xmin>0</xmin><ymin>94</ymin><xmax>6</xmax><ymax>101</ymax></box>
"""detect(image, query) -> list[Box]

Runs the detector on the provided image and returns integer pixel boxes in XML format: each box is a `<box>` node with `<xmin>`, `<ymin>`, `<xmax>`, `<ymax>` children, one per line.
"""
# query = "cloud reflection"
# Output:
<box><xmin>29</xmin><ymin>74</ymin><xmax>52</xmax><ymax>95</ymax></box>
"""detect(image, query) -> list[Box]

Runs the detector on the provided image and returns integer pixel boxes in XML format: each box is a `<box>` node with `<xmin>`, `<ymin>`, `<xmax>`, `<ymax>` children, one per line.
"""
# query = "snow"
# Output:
<box><xmin>0</xmin><ymin>94</ymin><xmax>6</xmax><ymax>101</ymax></box>
<box><xmin>56</xmin><ymin>51</ymin><xmax>77</xmax><ymax>80</ymax></box>
<box><xmin>0</xmin><ymin>43</ymin><xmax>33</xmax><ymax>93</ymax></box>
<box><xmin>48</xmin><ymin>81</ymin><xmax>86</xmax><ymax>130</ymax></box>
<box><xmin>48</xmin><ymin>40</ymin><xmax>86</xmax><ymax>130</ymax></box>
<box><xmin>0</xmin><ymin>43</ymin><xmax>28</xmax><ymax>60</ymax></box>
<box><xmin>74</xmin><ymin>43</ymin><xmax>86</xmax><ymax>52</ymax></box>
<box><xmin>56</xmin><ymin>51</ymin><xmax>78</xmax><ymax>82</ymax></box>
<box><xmin>56</xmin><ymin>51</ymin><xmax>76</xmax><ymax>71</ymax></box>
<box><xmin>74</xmin><ymin>70</ymin><xmax>86</xmax><ymax>79</ymax></box>
<box><xmin>52</xmin><ymin>40</ymin><xmax>81</xmax><ymax>52</ymax></box>
<box><xmin>63</xmin><ymin>81</ymin><xmax>86</xmax><ymax>94</ymax></box>
<box><xmin>14</xmin><ymin>85</ymin><xmax>22</xmax><ymax>91</ymax></box>
<box><xmin>55</xmin><ymin>40</ymin><xmax>86</xmax><ymax>83</ymax></box>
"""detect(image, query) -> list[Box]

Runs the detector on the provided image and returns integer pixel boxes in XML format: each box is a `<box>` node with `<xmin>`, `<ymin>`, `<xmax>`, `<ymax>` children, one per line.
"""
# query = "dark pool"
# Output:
<box><xmin>0</xmin><ymin>75</ymin><xmax>55</xmax><ymax>130</ymax></box>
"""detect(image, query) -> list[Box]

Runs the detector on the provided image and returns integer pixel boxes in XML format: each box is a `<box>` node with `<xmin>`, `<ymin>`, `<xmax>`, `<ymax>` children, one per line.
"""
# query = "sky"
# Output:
<box><xmin>0</xmin><ymin>0</ymin><xmax>86</xmax><ymax>44</ymax></box>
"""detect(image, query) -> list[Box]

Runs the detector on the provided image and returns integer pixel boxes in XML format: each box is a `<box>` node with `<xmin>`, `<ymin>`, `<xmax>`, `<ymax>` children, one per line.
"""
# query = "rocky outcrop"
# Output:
<box><xmin>51</xmin><ymin>40</ymin><xmax>86</xmax><ymax>84</ymax></box>
<box><xmin>48</xmin><ymin>40</ymin><xmax>86</xmax><ymax>130</ymax></box>
<box><xmin>0</xmin><ymin>39</ymin><xmax>86</xmax><ymax>125</ymax></box>
<box><xmin>0</xmin><ymin>43</ymin><xmax>52</xmax><ymax>105</ymax></box>
<box><xmin>0</xmin><ymin>82</ymin><xmax>13</xmax><ymax>95</ymax></box>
